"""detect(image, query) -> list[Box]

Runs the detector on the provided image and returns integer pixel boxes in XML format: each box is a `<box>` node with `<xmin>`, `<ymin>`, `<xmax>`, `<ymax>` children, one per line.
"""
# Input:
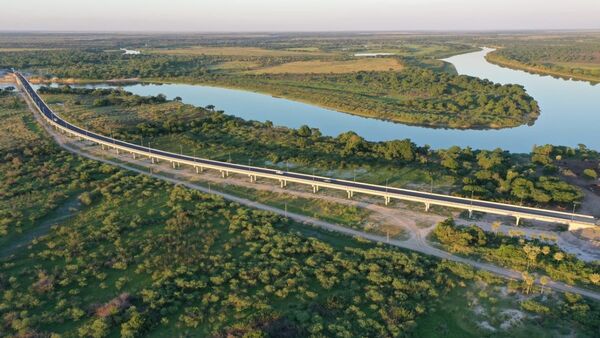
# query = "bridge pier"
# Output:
<box><xmin>468</xmin><ymin>209</ymin><xmax>473</xmax><ymax>218</ymax></box>
<box><xmin>425</xmin><ymin>202</ymin><xmax>430</xmax><ymax>212</ymax></box>
<box><xmin>312</xmin><ymin>185</ymin><xmax>319</xmax><ymax>193</ymax></box>
<box><xmin>515</xmin><ymin>216</ymin><xmax>521</xmax><ymax>226</ymax></box>
<box><xmin>221</xmin><ymin>170</ymin><xmax>228</xmax><ymax>178</ymax></box>
<box><xmin>280</xmin><ymin>179</ymin><xmax>287</xmax><ymax>188</ymax></box>
<box><xmin>249</xmin><ymin>175</ymin><xmax>256</xmax><ymax>183</ymax></box>
<box><xmin>151</xmin><ymin>157</ymin><xmax>155</xmax><ymax>164</ymax></box>
<box><xmin>384</xmin><ymin>196</ymin><xmax>390</xmax><ymax>206</ymax></box>
<box><xmin>347</xmin><ymin>190</ymin><xmax>353</xmax><ymax>199</ymax></box>
<box><xmin>132</xmin><ymin>152</ymin><xmax>136</xmax><ymax>159</ymax></box>
<box><xmin>116</xmin><ymin>148</ymin><xmax>120</xmax><ymax>155</ymax></box>
<box><xmin>101</xmin><ymin>144</ymin><xmax>105</xmax><ymax>150</ymax></box>
<box><xmin>172</xmin><ymin>161</ymin><xmax>176</xmax><ymax>169</ymax></box>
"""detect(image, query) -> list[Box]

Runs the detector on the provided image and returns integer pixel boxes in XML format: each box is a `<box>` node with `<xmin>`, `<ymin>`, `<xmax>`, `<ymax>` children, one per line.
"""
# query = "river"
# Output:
<box><xmin>47</xmin><ymin>47</ymin><xmax>600</xmax><ymax>153</ymax></box>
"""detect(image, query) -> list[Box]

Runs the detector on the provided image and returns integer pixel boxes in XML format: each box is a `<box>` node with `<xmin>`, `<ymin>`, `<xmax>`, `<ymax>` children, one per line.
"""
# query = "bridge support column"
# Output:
<box><xmin>347</xmin><ymin>190</ymin><xmax>353</xmax><ymax>199</ymax></box>
<box><xmin>280</xmin><ymin>180</ymin><xmax>287</xmax><ymax>188</ymax></box>
<box><xmin>312</xmin><ymin>185</ymin><xmax>319</xmax><ymax>193</ymax></box>
<box><xmin>101</xmin><ymin>144</ymin><xmax>105</xmax><ymax>150</ymax></box>
<box><xmin>515</xmin><ymin>216</ymin><xmax>520</xmax><ymax>226</ymax></box>
<box><xmin>151</xmin><ymin>157</ymin><xmax>155</xmax><ymax>164</ymax></box>
<box><xmin>425</xmin><ymin>202</ymin><xmax>430</xmax><ymax>212</ymax></box>
<box><xmin>132</xmin><ymin>153</ymin><xmax>136</xmax><ymax>159</ymax></box>
<box><xmin>195</xmin><ymin>166</ymin><xmax>199</xmax><ymax>174</ymax></box>
<box><xmin>468</xmin><ymin>209</ymin><xmax>473</xmax><ymax>218</ymax></box>
<box><xmin>249</xmin><ymin>175</ymin><xmax>255</xmax><ymax>183</ymax></box>
<box><xmin>172</xmin><ymin>161</ymin><xmax>176</xmax><ymax>169</ymax></box>
<box><xmin>116</xmin><ymin>148</ymin><xmax>120</xmax><ymax>155</ymax></box>
<box><xmin>221</xmin><ymin>170</ymin><xmax>228</xmax><ymax>178</ymax></box>
<box><xmin>384</xmin><ymin>196</ymin><xmax>390</xmax><ymax>206</ymax></box>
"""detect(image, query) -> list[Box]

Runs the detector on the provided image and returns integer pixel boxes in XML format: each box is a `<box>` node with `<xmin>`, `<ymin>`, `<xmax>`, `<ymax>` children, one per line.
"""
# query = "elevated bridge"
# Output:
<box><xmin>14</xmin><ymin>72</ymin><xmax>598</xmax><ymax>231</ymax></box>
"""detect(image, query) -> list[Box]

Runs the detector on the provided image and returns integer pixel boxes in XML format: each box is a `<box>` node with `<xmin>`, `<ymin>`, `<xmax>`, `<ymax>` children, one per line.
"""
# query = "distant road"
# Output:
<box><xmin>14</xmin><ymin>72</ymin><xmax>598</xmax><ymax>230</ymax></box>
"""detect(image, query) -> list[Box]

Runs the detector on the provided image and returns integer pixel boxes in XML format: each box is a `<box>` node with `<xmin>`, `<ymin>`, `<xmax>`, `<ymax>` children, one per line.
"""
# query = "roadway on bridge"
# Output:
<box><xmin>15</xmin><ymin>72</ymin><xmax>597</xmax><ymax>226</ymax></box>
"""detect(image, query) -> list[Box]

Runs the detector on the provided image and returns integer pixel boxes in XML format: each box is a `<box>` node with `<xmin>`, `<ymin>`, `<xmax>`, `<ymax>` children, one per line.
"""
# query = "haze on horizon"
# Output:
<box><xmin>2</xmin><ymin>0</ymin><xmax>600</xmax><ymax>32</ymax></box>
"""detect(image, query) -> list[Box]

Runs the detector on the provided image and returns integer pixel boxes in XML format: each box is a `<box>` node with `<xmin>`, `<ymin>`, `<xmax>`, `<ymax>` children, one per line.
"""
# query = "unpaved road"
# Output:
<box><xmin>23</xmin><ymin>94</ymin><xmax>600</xmax><ymax>302</ymax></box>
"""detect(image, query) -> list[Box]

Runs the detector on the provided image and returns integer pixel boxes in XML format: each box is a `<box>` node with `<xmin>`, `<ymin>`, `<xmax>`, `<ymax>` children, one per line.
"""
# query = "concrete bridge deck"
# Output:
<box><xmin>14</xmin><ymin>72</ymin><xmax>598</xmax><ymax>231</ymax></box>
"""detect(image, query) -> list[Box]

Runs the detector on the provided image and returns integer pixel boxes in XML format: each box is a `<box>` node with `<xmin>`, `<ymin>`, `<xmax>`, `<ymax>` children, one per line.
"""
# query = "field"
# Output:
<box><xmin>251</xmin><ymin>58</ymin><xmax>404</xmax><ymax>74</ymax></box>
<box><xmin>145</xmin><ymin>46</ymin><xmax>330</xmax><ymax>57</ymax></box>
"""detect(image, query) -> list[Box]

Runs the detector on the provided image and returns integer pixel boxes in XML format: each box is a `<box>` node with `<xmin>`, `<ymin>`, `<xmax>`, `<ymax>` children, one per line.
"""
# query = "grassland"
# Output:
<box><xmin>250</xmin><ymin>58</ymin><xmax>403</xmax><ymax>74</ymax></box>
<box><xmin>145</xmin><ymin>46</ymin><xmax>330</xmax><ymax>57</ymax></box>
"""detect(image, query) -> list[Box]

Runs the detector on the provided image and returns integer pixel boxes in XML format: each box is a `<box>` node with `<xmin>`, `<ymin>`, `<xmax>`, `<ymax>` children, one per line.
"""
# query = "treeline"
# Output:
<box><xmin>0</xmin><ymin>50</ymin><xmax>219</xmax><ymax>79</ymax></box>
<box><xmin>43</xmin><ymin>87</ymin><xmax>586</xmax><ymax>209</ymax></box>
<box><xmin>487</xmin><ymin>42</ymin><xmax>600</xmax><ymax>82</ymax></box>
<box><xmin>195</xmin><ymin>68</ymin><xmax>540</xmax><ymax>129</ymax></box>
<box><xmin>0</xmin><ymin>86</ymin><xmax>15</xmax><ymax>97</ymax></box>
<box><xmin>38</xmin><ymin>86</ymin><xmax>168</xmax><ymax>107</ymax></box>
<box><xmin>129</xmin><ymin>101</ymin><xmax>578</xmax><ymax>207</ymax></box>
<box><xmin>0</xmin><ymin>49</ymin><xmax>319</xmax><ymax>79</ymax></box>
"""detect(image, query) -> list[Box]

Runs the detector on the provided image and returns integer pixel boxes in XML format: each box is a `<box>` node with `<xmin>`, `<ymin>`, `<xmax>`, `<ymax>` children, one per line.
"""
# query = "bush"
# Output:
<box><xmin>582</xmin><ymin>168</ymin><xmax>597</xmax><ymax>180</ymax></box>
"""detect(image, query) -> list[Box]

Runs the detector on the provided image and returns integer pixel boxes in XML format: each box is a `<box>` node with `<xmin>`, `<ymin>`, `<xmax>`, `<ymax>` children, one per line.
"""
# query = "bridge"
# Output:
<box><xmin>14</xmin><ymin>72</ymin><xmax>598</xmax><ymax>231</ymax></box>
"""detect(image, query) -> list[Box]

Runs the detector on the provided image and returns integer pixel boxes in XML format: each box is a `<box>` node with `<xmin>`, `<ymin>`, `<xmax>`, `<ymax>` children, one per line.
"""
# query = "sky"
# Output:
<box><xmin>2</xmin><ymin>0</ymin><xmax>600</xmax><ymax>32</ymax></box>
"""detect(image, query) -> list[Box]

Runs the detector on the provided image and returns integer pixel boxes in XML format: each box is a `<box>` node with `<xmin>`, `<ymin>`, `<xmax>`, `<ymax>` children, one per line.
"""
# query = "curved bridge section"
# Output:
<box><xmin>14</xmin><ymin>72</ymin><xmax>598</xmax><ymax>230</ymax></box>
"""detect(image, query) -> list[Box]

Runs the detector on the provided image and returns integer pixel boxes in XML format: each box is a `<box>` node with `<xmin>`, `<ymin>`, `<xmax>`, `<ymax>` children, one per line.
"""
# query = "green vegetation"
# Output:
<box><xmin>484</xmin><ymin>35</ymin><xmax>600</xmax><ymax>83</ymax></box>
<box><xmin>195</xmin><ymin>69</ymin><xmax>539</xmax><ymax>129</ymax></box>
<box><xmin>0</xmin><ymin>92</ymin><xmax>471</xmax><ymax>336</ymax></box>
<box><xmin>2</xmin><ymin>57</ymin><xmax>600</xmax><ymax>337</ymax></box>
<box><xmin>0</xmin><ymin>33</ymin><xmax>541</xmax><ymax>129</ymax></box>
<box><xmin>416</xmin><ymin>280</ymin><xmax>600</xmax><ymax>337</ymax></box>
<box><xmin>432</xmin><ymin>219</ymin><xmax>600</xmax><ymax>287</ymax></box>
<box><xmin>39</xmin><ymin>86</ymin><xmax>586</xmax><ymax>210</ymax></box>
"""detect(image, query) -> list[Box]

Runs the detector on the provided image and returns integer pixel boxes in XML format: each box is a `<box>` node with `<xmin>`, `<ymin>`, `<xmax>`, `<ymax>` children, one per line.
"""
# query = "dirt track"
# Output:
<box><xmin>23</xmin><ymin>93</ymin><xmax>600</xmax><ymax>302</ymax></box>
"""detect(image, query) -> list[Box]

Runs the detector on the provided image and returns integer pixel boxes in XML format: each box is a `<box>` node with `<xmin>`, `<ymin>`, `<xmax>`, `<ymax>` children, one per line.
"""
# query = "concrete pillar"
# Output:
<box><xmin>132</xmin><ymin>153</ymin><xmax>136</xmax><ymax>159</ymax></box>
<box><xmin>385</xmin><ymin>196</ymin><xmax>390</xmax><ymax>206</ymax></box>
<box><xmin>280</xmin><ymin>180</ymin><xmax>286</xmax><ymax>188</ymax></box>
<box><xmin>172</xmin><ymin>161</ymin><xmax>176</xmax><ymax>169</ymax></box>
<box><xmin>312</xmin><ymin>185</ymin><xmax>318</xmax><ymax>193</ymax></box>
<box><xmin>116</xmin><ymin>148</ymin><xmax>120</xmax><ymax>155</ymax></box>
<box><xmin>221</xmin><ymin>170</ymin><xmax>226</xmax><ymax>178</ymax></box>
<box><xmin>468</xmin><ymin>209</ymin><xmax>473</xmax><ymax>218</ymax></box>
<box><xmin>151</xmin><ymin>157</ymin><xmax>155</xmax><ymax>164</ymax></box>
<box><xmin>195</xmin><ymin>166</ymin><xmax>199</xmax><ymax>174</ymax></box>
<box><xmin>101</xmin><ymin>144</ymin><xmax>105</xmax><ymax>150</ymax></box>
<box><xmin>347</xmin><ymin>190</ymin><xmax>353</xmax><ymax>199</ymax></box>
<box><xmin>516</xmin><ymin>216</ymin><xmax>521</xmax><ymax>226</ymax></box>
<box><xmin>425</xmin><ymin>202</ymin><xmax>430</xmax><ymax>212</ymax></box>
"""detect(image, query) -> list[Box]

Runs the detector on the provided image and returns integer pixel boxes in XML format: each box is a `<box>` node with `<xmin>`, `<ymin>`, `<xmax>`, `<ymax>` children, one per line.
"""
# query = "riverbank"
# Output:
<box><xmin>485</xmin><ymin>52</ymin><xmax>600</xmax><ymax>84</ymax></box>
<box><xmin>31</xmin><ymin>70</ymin><xmax>540</xmax><ymax>130</ymax></box>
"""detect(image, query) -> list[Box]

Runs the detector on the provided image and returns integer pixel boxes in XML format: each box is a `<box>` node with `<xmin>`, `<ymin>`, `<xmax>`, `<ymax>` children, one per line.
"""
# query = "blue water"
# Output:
<box><xmin>47</xmin><ymin>47</ymin><xmax>600</xmax><ymax>153</ymax></box>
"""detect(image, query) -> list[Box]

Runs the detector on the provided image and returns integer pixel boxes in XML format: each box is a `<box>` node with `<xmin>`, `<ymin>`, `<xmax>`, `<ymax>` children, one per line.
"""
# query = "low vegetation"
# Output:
<box><xmin>432</xmin><ymin>219</ymin><xmax>600</xmax><ymax>287</ymax></box>
<box><xmin>39</xmin><ymin>86</ymin><xmax>586</xmax><ymax>211</ymax></box>
<box><xmin>484</xmin><ymin>35</ymin><xmax>600</xmax><ymax>83</ymax></box>
<box><xmin>0</xmin><ymin>33</ymin><xmax>542</xmax><ymax>129</ymax></box>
